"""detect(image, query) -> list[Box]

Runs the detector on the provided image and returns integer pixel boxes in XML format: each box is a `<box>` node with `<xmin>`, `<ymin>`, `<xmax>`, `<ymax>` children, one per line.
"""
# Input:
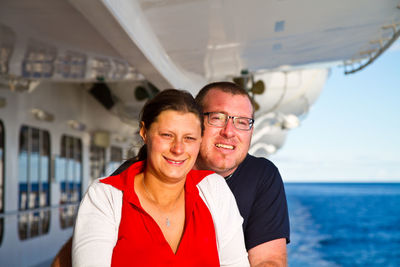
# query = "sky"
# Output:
<box><xmin>270</xmin><ymin>40</ymin><xmax>400</xmax><ymax>183</ymax></box>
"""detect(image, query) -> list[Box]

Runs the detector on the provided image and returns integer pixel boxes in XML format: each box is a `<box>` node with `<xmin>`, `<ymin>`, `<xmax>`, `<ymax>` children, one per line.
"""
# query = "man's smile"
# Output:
<box><xmin>215</xmin><ymin>143</ymin><xmax>235</xmax><ymax>150</ymax></box>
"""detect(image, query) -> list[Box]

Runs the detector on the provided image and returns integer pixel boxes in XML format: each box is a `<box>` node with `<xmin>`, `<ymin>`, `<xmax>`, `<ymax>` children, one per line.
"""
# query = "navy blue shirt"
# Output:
<box><xmin>226</xmin><ymin>154</ymin><xmax>290</xmax><ymax>250</ymax></box>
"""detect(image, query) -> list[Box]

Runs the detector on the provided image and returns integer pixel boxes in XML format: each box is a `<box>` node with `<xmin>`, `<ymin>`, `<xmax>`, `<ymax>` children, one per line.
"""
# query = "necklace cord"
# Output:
<box><xmin>141</xmin><ymin>177</ymin><xmax>183</xmax><ymax>227</ymax></box>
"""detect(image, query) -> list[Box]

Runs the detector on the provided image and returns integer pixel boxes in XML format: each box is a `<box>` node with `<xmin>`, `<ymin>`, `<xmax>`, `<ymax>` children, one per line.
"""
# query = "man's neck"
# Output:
<box><xmin>216</xmin><ymin>167</ymin><xmax>236</xmax><ymax>179</ymax></box>
<box><xmin>224</xmin><ymin>173</ymin><xmax>234</xmax><ymax>181</ymax></box>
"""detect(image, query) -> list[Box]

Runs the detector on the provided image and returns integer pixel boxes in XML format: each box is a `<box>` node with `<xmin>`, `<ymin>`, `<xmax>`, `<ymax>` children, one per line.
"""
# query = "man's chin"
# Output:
<box><xmin>209</xmin><ymin>161</ymin><xmax>236</xmax><ymax>174</ymax></box>
<box><xmin>197</xmin><ymin>153</ymin><xmax>236</xmax><ymax>172</ymax></box>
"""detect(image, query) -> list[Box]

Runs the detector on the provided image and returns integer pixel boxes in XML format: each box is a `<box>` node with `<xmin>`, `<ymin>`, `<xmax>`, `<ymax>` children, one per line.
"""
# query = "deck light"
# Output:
<box><xmin>67</xmin><ymin>120</ymin><xmax>86</xmax><ymax>131</ymax></box>
<box><xmin>31</xmin><ymin>108</ymin><xmax>54</xmax><ymax>122</ymax></box>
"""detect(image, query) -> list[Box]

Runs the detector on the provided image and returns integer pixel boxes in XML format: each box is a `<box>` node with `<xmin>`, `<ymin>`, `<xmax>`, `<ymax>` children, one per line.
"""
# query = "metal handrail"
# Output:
<box><xmin>344</xmin><ymin>23</ymin><xmax>400</xmax><ymax>75</ymax></box>
<box><xmin>0</xmin><ymin>202</ymin><xmax>79</xmax><ymax>218</ymax></box>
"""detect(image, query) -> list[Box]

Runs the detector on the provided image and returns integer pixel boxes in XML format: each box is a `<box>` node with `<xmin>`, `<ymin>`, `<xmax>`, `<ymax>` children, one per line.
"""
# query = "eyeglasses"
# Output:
<box><xmin>203</xmin><ymin>112</ymin><xmax>254</xmax><ymax>131</ymax></box>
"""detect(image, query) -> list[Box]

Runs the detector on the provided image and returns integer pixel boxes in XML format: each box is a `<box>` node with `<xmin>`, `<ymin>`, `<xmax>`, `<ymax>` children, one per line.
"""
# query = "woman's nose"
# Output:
<box><xmin>171</xmin><ymin>139</ymin><xmax>184</xmax><ymax>154</ymax></box>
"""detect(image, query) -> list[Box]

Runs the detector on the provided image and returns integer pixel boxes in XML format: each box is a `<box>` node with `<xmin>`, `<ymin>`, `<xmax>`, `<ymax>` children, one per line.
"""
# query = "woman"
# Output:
<box><xmin>72</xmin><ymin>89</ymin><xmax>249</xmax><ymax>266</ymax></box>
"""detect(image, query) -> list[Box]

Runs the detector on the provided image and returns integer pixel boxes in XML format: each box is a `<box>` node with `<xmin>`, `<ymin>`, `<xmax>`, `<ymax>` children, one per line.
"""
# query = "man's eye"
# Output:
<box><xmin>210</xmin><ymin>114</ymin><xmax>224</xmax><ymax>121</ymax></box>
<box><xmin>236</xmin><ymin>119</ymin><xmax>249</xmax><ymax>126</ymax></box>
<box><xmin>161</xmin><ymin>133</ymin><xmax>172</xmax><ymax>138</ymax></box>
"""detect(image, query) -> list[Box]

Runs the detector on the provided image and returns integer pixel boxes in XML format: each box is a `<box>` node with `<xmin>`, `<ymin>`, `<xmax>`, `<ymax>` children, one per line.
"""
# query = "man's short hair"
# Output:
<box><xmin>195</xmin><ymin>81</ymin><xmax>254</xmax><ymax>115</ymax></box>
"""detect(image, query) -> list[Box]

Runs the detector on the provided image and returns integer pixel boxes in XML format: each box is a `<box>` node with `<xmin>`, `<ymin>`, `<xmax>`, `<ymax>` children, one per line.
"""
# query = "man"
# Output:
<box><xmin>195</xmin><ymin>82</ymin><xmax>290</xmax><ymax>267</ymax></box>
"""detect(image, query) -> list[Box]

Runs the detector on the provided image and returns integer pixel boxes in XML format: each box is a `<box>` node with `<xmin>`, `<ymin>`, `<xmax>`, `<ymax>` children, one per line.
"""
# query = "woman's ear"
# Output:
<box><xmin>139</xmin><ymin>122</ymin><xmax>147</xmax><ymax>143</ymax></box>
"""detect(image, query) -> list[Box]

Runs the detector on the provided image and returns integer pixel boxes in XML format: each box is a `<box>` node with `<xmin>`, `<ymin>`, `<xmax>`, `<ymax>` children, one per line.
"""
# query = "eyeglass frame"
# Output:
<box><xmin>203</xmin><ymin>112</ymin><xmax>254</xmax><ymax>131</ymax></box>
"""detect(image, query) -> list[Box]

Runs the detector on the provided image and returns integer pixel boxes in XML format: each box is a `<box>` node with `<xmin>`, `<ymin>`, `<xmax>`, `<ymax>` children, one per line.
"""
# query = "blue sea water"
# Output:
<box><xmin>285</xmin><ymin>183</ymin><xmax>400</xmax><ymax>267</ymax></box>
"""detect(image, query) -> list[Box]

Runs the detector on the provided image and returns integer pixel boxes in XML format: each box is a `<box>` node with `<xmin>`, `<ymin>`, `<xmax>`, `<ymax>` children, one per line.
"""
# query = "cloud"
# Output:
<box><xmin>272</xmin><ymin>156</ymin><xmax>400</xmax><ymax>182</ymax></box>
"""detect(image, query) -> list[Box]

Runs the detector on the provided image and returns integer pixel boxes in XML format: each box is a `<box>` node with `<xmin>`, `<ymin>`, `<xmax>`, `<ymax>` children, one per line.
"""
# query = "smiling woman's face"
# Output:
<box><xmin>140</xmin><ymin>110</ymin><xmax>202</xmax><ymax>183</ymax></box>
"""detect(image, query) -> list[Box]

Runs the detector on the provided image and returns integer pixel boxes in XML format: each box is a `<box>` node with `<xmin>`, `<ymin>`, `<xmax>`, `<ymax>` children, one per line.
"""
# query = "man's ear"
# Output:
<box><xmin>139</xmin><ymin>122</ymin><xmax>147</xmax><ymax>143</ymax></box>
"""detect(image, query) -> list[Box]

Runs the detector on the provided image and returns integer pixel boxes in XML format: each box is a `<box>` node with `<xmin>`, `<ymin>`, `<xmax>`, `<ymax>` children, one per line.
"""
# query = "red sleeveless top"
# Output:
<box><xmin>101</xmin><ymin>161</ymin><xmax>219</xmax><ymax>267</ymax></box>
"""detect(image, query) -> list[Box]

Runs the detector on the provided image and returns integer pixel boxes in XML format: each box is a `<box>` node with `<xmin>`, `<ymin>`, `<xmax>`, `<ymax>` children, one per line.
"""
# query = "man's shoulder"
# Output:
<box><xmin>240</xmin><ymin>154</ymin><xmax>279</xmax><ymax>172</ymax></box>
<box><xmin>229</xmin><ymin>154</ymin><xmax>281</xmax><ymax>188</ymax></box>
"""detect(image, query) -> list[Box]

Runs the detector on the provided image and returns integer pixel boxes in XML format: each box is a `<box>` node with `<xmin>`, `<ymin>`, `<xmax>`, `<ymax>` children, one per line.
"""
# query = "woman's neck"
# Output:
<box><xmin>137</xmin><ymin>172</ymin><xmax>185</xmax><ymax>209</ymax></box>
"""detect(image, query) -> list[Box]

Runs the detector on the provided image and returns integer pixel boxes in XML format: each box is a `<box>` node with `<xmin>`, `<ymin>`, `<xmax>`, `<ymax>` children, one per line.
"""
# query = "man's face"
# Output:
<box><xmin>196</xmin><ymin>89</ymin><xmax>253</xmax><ymax>177</ymax></box>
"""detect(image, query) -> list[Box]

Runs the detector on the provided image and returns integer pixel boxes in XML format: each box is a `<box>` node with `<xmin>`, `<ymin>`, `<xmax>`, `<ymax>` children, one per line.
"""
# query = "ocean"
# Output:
<box><xmin>285</xmin><ymin>183</ymin><xmax>400</xmax><ymax>267</ymax></box>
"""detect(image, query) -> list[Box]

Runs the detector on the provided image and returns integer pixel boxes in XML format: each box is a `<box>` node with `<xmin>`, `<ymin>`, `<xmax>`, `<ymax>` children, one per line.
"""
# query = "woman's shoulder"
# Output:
<box><xmin>197</xmin><ymin>172</ymin><xmax>227</xmax><ymax>187</ymax></box>
<box><xmin>85</xmin><ymin>178</ymin><xmax>123</xmax><ymax>201</ymax></box>
<box><xmin>193</xmin><ymin>171</ymin><xmax>229</xmax><ymax>194</ymax></box>
<box><xmin>195</xmin><ymin>172</ymin><xmax>237</xmax><ymax>214</ymax></box>
<box><xmin>79</xmin><ymin>178</ymin><xmax>123</xmax><ymax>222</ymax></box>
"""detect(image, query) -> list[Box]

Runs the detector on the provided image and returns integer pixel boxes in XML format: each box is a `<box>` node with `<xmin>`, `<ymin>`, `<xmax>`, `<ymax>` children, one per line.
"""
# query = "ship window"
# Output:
<box><xmin>18</xmin><ymin>125</ymin><xmax>50</xmax><ymax>240</ymax></box>
<box><xmin>107</xmin><ymin>146</ymin><xmax>123</xmax><ymax>176</ymax></box>
<box><xmin>57</xmin><ymin>135</ymin><xmax>82</xmax><ymax>229</ymax></box>
<box><xmin>273</xmin><ymin>43</ymin><xmax>282</xmax><ymax>51</ymax></box>
<box><xmin>274</xmin><ymin>20</ymin><xmax>285</xmax><ymax>32</ymax></box>
<box><xmin>90</xmin><ymin>145</ymin><xmax>105</xmax><ymax>182</ymax></box>
<box><xmin>0</xmin><ymin>121</ymin><xmax>4</xmax><ymax>245</ymax></box>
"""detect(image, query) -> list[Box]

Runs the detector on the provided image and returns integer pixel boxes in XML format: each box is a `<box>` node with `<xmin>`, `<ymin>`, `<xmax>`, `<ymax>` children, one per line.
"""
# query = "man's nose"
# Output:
<box><xmin>220</xmin><ymin>118</ymin><xmax>235</xmax><ymax>138</ymax></box>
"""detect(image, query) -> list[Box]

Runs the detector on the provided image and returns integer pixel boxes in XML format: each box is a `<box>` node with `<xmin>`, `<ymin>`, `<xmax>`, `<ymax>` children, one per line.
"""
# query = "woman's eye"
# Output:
<box><xmin>161</xmin><ymin>133</ymin><xmax>172</xmax><ymax>138</ymax></box>
<box><xmin>185</xmin><ymin>136</ymin><xmax>196</xmax><ymax>141</ymax></box>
